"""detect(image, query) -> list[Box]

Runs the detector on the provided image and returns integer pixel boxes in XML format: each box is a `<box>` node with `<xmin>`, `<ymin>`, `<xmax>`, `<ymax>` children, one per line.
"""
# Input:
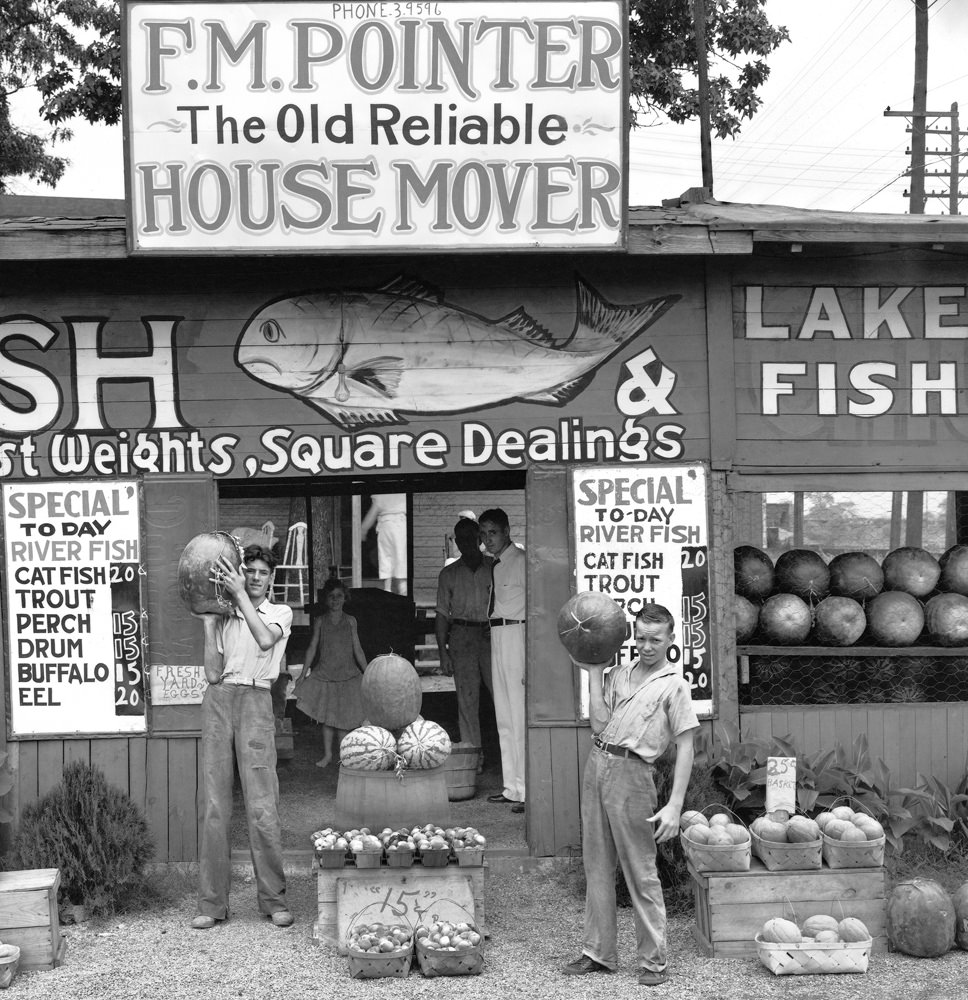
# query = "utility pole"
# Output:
<box><xmin>885</xmin><ymin>103</ymin><xmax>968</xmax><ymax>214</ymax></box>
<box><xmin>909</xmin><ymin>0</ymin><xmax>928</xmax><ymax>213</ymax></box>
<box><xmin>692</xmin><ymin>0</ymin><xmax>714</xmax><ymax>195</ymax></box>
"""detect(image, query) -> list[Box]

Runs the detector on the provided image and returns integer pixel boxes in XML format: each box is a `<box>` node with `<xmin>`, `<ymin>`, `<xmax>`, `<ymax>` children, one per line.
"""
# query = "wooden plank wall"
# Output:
<box><xmin>14</xmin><ymin>735</ymin><xmax>201</xmax><ymax>862</ymax></box>
<box><xmin>741</xmin><ymin>705</ymin><xmax>968</xmax><ymax>789</ymax></box>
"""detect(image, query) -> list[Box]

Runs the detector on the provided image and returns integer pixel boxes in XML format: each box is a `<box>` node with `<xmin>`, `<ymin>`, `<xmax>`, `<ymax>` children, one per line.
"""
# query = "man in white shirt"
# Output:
<box><xmin>480</xmin><ymin>508</ymin><xmax>526</xmax><ymax>814</ymax></box>
<box><xmin>192</xmin><ymin>545</ymin><xmax>293</xmax><ymax>930</ymax></box>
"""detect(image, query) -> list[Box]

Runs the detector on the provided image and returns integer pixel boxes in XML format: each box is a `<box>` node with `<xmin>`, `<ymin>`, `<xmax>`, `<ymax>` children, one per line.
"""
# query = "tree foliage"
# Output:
<box><xmin>0</xmin><ymin>0</ymin><xmax>788</xmax><ymax>192</ymax></box>
<box><xmin>0</xmin><ymin>0</ymin><xmax>120</xmax><ymax>192</ymax></box>
<box><xmin>629</xmin><ymin>0</ymin><xmax>789</xmax><ymax>138</ymax></box>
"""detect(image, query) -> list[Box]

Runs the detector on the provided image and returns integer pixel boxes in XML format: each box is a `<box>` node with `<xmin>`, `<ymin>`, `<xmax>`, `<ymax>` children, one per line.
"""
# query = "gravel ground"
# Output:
<box><xmin>8</xmin><ymin>862</ymin><xmax>968</xmax><ymax>1000</ymax></box>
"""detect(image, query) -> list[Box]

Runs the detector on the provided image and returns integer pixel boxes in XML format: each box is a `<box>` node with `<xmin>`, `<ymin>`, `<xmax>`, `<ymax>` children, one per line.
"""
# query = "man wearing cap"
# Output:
<box><xmin>435</xmin><ymin>517</ymin><xmax>493</xmax><ymax>769</ymax></box>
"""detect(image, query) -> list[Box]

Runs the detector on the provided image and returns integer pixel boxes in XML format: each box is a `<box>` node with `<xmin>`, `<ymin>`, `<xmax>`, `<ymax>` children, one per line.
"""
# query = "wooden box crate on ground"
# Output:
<box><xmin>0</xmin><ymin>869</ymin><xmax>66</xmax><ymax>971</ymax></box>
<box><xmin>689</xmin><ymin>859</ymin><xmax>887</xmax><ymax>958</ymax></box>
<box><xmin>313</xmin><ymin>859</ymin><xmax>486</xmax><ymax>954</ymax></box>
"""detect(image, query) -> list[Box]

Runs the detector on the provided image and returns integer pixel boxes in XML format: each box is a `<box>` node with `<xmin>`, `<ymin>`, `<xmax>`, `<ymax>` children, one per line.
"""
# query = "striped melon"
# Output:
<box><xmin>396</xmin><ymin>719</ymin><xmax>452</xmax><ymax>769</ymax></box>
<box><xmin>339</xmin><ymin>725</ymin><xmax>397</xmax><ymax>771</ymax></box>
<box><xmin>361</xmin><ymin>653</ymin><xmax>423</xmax><ymax>731</ymax></box>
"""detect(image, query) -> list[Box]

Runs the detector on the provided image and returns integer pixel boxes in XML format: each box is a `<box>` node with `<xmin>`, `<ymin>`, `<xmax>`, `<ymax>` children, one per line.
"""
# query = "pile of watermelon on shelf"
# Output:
<box><xmin>734</xmin><ymin>542</ymin><xmax>968</xmax><ymax>647</ymax></box>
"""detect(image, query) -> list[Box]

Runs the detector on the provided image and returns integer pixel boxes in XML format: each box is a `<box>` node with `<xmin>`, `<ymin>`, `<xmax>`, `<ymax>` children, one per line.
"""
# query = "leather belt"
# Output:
<box><xmin>451</xmin><ymin>618</ymin><xmax>489</xmax><ymax>628</ymax></box>
<box><xmin>594</xmin><ymin>737</ymin><xmax>650</xmax><ymax>764</ymax></box>
<box><xmin>488</xmin><ymin>618</ymin><xmax>524</xmax><ymax>627</ymax></box>
<box><xmin>221</xmin><ymin>677</ymin><xmax>270</xmax><ymax>690</ymax></box>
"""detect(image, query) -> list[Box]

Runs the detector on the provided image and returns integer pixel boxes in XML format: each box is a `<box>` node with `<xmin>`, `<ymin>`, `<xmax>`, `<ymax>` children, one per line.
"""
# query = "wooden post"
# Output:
<box><xmin>692</xmin><ymin>0</ymin><xmax>714</xmax><ymax>194</ymax></box>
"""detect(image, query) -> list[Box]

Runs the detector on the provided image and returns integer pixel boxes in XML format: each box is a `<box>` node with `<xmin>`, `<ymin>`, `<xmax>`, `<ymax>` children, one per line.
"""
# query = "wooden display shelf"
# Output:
<box><xmin>688</xmin><ymin>858</ymin><xmax>887</xmax><ymax>959</ymax></box>
<box><xmin>312</xmin><ymin>857</ymin><xmax>487</xmax><ymax>954</ymax></box>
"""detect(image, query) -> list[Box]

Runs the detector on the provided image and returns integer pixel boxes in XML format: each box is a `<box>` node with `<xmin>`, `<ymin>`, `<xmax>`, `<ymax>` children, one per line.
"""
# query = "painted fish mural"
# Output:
<box><xmin>235</xmin><ymin>275</ymin><xmax>681</xmax><ymax>430</ymax></box>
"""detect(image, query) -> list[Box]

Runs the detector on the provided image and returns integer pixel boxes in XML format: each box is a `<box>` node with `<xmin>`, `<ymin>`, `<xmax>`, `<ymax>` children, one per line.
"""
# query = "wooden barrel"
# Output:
<box><xmin>443</xmin><ymin>746</ymin><xmax>480</xmax><ymax>801</ymax></box>
<box><xmin>335</xmin><ymin>766</ymin><xmax>451</xmax><ymax>830</ymax></box>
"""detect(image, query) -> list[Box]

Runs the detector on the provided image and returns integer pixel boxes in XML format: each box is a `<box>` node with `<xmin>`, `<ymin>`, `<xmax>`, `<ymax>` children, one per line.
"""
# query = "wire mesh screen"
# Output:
<box><xmin>736</xmin><ymin>490</ymin><xmax>968</xmax><ymax>707</ymax></box>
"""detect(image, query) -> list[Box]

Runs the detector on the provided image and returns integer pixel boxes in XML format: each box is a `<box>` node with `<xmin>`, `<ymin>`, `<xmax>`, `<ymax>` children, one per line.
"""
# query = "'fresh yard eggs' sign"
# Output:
<box><xmin>122</xmin><ymin>1</ymin><xmax>628</xmax><ymax>253</ymax></box>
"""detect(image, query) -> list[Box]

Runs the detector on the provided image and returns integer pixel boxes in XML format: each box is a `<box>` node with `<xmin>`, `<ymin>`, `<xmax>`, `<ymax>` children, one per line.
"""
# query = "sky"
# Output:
<box><xmin>6</xmin><ymin>0</ymin><xmax>968</xmax><ymax>215</ymax></box>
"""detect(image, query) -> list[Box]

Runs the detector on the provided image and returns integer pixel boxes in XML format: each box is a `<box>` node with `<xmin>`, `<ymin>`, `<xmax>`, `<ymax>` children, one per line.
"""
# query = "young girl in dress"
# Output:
<box><xmin>294</xmin><ymin>578</ymin><xmax>368</xmax><ymax>768</ymax></box>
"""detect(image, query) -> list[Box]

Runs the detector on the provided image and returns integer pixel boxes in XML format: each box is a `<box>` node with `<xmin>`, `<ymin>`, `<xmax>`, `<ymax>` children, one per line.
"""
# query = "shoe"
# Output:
<box><xmin>191</xmin><ymin>914</ymin><xmax>218</xmax><ymax>930</ymax></box>
<box><xmin>638</xmin><ymin>970</ymin><xmax>668</xmax><ymax>987</ymax></box>
<box><xmin>487</xmin><ymin>793</ymin><xmax>515</xmax><ymax>804</ymax></box>
<box><xmin>511</xmin><ymin>802</ymin><xmax>524</xmax><ymax>814</ymax></box>
<box><xmin>562</xmin><ymin>954</ymin><xmax>612</xmax><ymax>976</ymax></box>
<box><xmin>269</xmin><ymin>910</ymin><xmax>294</xmax><ymax>927</ymax></box>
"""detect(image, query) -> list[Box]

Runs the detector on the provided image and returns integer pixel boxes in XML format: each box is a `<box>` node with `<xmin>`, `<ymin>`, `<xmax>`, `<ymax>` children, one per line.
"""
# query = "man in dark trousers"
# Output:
<box><xmin>192</xmin><ymin>544</ymin><xmax>294</xmax><ymax>930</ymax></box>
<box><xmin>435</xmin><ymin>517</ymin><xmax>493</xmax><ymax>771</ymax></box>
<box><xmin>562</xmin><ymin>603</ymin><xmax>699</xmax><ymax>986</ymax></box>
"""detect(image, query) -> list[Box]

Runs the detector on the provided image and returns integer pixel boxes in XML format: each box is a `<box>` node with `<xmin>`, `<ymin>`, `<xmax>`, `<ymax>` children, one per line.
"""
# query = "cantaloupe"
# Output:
<box><xmin>761</xmin><ymin>918</ymin><xmax>801</xmax><ymax>944</ymax></box>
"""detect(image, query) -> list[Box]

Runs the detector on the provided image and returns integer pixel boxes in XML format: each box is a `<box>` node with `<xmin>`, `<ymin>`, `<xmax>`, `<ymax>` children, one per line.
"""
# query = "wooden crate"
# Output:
<box><xmin>313</xmin><ymin>858</ymin><xmax>486</xmax><ymax>954</ymax></box>
<box><xmin>0</xmin><ymin>869</ymin><xmax>66</xmax><ymax>971</ymax></box>
<box><xmin>689</xmin><ymin>858</ymin><xmax>887</xmax><ymax>958</ymax></box>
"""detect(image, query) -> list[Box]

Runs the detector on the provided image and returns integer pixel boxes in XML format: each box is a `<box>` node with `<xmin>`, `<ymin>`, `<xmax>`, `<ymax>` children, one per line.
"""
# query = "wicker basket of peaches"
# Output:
<box><xmin>679</xmin><ymin>805</ymin><xmax>751</xmax><ymax>872</ymax></box>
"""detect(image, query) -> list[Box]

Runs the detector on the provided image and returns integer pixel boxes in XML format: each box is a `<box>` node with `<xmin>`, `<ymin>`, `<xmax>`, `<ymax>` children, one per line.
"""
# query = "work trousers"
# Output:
<box><xmin>198</xmin><ymin>683</ymin><xmax>287</xmax><ymax>919</ymax></box>
<box><xmin>490</xmin><ymin>622</ymin><xmax>525</xmax><ymax>802</ymax></box>
<box><xmin>450</xmin><ymin>624</ymin><xmax>492</xmax><ymax>749</ymax></box>
<box><xmin>580</xmin><ymin>747</ymin><xmax>666</xmax><ymax>973</ymax></box>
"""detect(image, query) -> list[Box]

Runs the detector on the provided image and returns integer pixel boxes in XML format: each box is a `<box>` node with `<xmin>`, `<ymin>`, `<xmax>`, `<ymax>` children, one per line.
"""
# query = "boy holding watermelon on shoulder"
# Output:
<box><xmin>562</xmin><ymin>603</ymin><xmax>699</xmax><ymax>987</ymax></box>
<box><xmin>191</xmin><ymin>544</ymin><xmax>294</xmax><ymax>931</ymax></box>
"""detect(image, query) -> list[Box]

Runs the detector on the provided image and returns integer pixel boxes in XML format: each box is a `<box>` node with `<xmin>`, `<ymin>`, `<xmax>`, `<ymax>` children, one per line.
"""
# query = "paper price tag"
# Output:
<box><xmin>765</xmin><ymin>756</ymin><xmax>797</xmax><ymax>816</ymax></box>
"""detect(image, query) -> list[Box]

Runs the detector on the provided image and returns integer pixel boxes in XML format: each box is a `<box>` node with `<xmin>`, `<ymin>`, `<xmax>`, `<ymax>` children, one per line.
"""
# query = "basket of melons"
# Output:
<box><xmin>817</xmin><ymin>799</ymin><xmax>886</xmax><ymax>869</ymax></box>
<box><xmin>755</xmin><ymin>914</ymin><xmax>872</xmax><ymax>975</ymax></box>
<box><xmin>679</xmin><ymin>805</ymin><xmax>751</xmax><ymax>872</ymax></box>
<box><xmin>346</xmin><ymin>922</ymin><xmax>414</xmax><ymax>979</ymax></box>
<box><xmin>414</xmin><ymin>919</ymin><xmax>484</xmax><ymax>977</ymax></box>
<box><xmin>750</xmin><ymin>810</ymin><xmax>823</xmax><ymax>871</ymax></box>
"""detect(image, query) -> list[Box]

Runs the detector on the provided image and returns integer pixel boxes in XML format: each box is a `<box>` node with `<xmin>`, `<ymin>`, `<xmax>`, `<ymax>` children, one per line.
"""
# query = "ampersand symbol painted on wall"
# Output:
<box><xmin>615</xmin><ymin>348</ymin><xmax>679</xmax><ymax>416</ymax></box>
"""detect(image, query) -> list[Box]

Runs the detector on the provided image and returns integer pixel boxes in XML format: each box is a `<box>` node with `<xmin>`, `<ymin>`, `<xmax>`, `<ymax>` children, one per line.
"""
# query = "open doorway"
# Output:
<box><xmin>218</xmin><ymin>472</ymin><xmax>527</xmax><ymax>850</ymax></box>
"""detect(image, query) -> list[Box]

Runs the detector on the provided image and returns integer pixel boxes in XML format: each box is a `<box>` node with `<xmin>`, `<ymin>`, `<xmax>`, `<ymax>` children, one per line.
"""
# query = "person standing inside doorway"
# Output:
<box><xmin>361</xmin><ymin>493</ymin><xmax>408</xmax><ymax>595</ymax></box>
<box><xmin>480</xmin><ymin>508</ymin><xmax>526</xmax><ymax>814</ymax></box>
<box><xmin>192</xmin><ymin>544</ymin><xmax>294</xmax><ymax>930</ymax></box>
<box><xmin>435</xmin><ymin>517</ymin><xmax>493</xmax><ymax>771</ymax></box>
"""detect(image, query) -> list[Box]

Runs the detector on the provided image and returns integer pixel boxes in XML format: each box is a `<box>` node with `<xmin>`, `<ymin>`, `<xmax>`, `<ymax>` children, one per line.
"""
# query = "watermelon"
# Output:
<box><xmin>339</xmin><ymin>725</ymin><xmax>398</xmax><ymax>771</ymax></box>
<box><xmin>758</xmin><ymin>593</ymin><xmax>812</xmax><ymax>644</ymax></box>
<box><xmin>177</xmin><ymin>530</ymin><xmax>244</xmax><ymax>615</ymax></box>
<box><xmin>812</xmin><ymin>596</ymin><xmax>866</xmax><ymax>646</ymax></box>
<box><xmin>866</xmin><ymin>591</ymin><xmax>925</xmax><ymax>646</ymax></box>
<box><xmin>396</xmin><ymin>719</ymin><xmax>452</xmax><ymax>769</ymax></box>
<box><xmin>887</xmin><ymin>878</ymin><xmax>956</xmax><ymax>957</ymax></box>
<box><xmin>828</xmin><ymin>551</ymin><xmax>884</xmax><ymax>600</ymax></box>
<box><xmin>953</xmin><ymin>883</ymin><xmax>968</xmax><ymax>950</ymax></box>
<box><xmin>882</xmin><ymin>546</ymin><xmax>941</xmax><ymax>597</ymax></box>
<box><xmin>734</xmin><ymin>545</ymin><xmax>774</xmax><ymax>600</ymax></box>
<box><xmin>939</xmin><ymin>545</ymin><xmax>968</xmax><ymax>596</ymax></box>
<box><xmin>925</xmin><ymin>593</ymin><xmax>968</xmax><ymax>646</ymax></box>
<box><xmin>774</xmin><ymin>549</ymin><xmax>829</xmax><ymax>602</ymax></box>
<box><xmin>360</xmin><ymin>654</ymin><xmax>423</xmax><ymax>731</ymax></box>
<box><xmin>733</xmin><ymin>593</ymin><xmax>759</xmax><ymax>643</ymax></box>
<box><xmin>557</xmin><ymin>591</ymin><xmax>628</xmax><ymax>665</ymax></box>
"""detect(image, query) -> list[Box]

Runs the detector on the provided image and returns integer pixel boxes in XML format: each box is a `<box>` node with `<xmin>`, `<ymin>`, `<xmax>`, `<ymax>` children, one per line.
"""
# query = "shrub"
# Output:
<box><xmin>8</xmin><ymin>761</ymin><xmax>154</xmax><ymax>915</ymax></box>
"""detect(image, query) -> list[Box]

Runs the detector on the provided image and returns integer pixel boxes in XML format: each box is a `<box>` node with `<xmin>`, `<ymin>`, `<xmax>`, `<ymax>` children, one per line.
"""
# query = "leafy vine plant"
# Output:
<box><xmin>694</xmin><ymin>723</ymin><xmax>932</xmax><ymax>854</ymax></box>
